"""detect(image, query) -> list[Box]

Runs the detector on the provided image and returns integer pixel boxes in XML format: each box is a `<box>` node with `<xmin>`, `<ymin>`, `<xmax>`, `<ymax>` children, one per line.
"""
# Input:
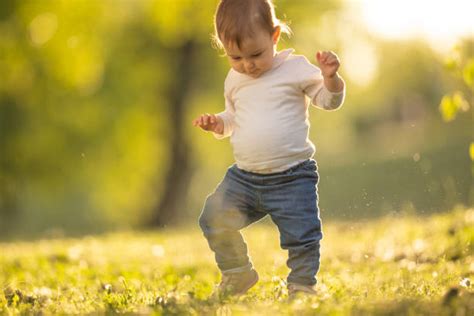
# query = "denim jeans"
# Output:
<box><xmin>198</xmin><ymin>159</ymin><xmax>322</xmax><ymax>286</ymax></box>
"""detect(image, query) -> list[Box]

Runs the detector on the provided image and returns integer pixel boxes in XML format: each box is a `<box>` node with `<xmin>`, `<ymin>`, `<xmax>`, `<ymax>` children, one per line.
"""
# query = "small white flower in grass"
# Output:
<box><xmin>464</xmin><ymin>208</ymin><xmax>474</xmax><ymax>223</ymax></box>
<box><xmin>375</xmin><ymin>240</ymin><xmax>395</xmax><ymax>261</ymax></box>
<box><xmin>103</xmin><ymin>284</ymin><xmax>112</xmax><ymax>292</ymax></box>
<box><xmin>33</xmin><ymin>287</ymin><xmax>53</xmax><ymax>303</ymax></box>
<box><xmin>311</xmin><ymin>302</ymin><xmax>320</xmax><ymax>309</ymax></box>
<box><xmin>152</xmin><ymin>244</ymin><xmax>165</xmax><ymax>257</ymax></box>
<box><xmin>316</xmin><ymin>283</ymin><xmax>331</xmax><ymax>300</ymax></box>
<box><xmin>412</xmin><ymin>239</ymin><xmax>425</xmax><ymax>253</ymax></box>
<box><xmin>432</xmin><ymin>271</ymin><xmax>438</xmax><ymax>278</ymax></box>
<box><xmin>460</xmin><ymin>278</ymin><xmax>471</xmax><ymax>288</ymax></box>
<box><xmin>382</xmin><ymin>248</ymin><xmax>395</xmax><ymax>262</ymax></box>
<box><xmin>67</xmin><ymin>245</ymin><xmax>82</xmax><ymax>261</ymax></box>
<box><xmin>34</xmin><ymin>287</ymin><xmax>52</xmax><ymax>297</ymax></box>
<box><xmin>399</xmin><ymin>259</ymin><xmax>417</xmax><ymax>271</ymax></box>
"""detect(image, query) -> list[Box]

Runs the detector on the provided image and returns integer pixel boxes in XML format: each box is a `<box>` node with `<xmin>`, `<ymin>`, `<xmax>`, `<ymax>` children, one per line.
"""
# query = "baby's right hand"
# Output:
<box><xmin>192</xmin><ymin>113</ymin><xmax>224</xmax><ymax>134</ymax></box>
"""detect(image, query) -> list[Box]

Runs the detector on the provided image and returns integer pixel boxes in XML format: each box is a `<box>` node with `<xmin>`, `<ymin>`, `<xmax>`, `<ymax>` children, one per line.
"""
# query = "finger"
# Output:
<box><xmin>316</xmin><ymin>51</ymin><xmax>322</xmax><ymax>62</ymax></box>
<box><xmin>204</xmin><ymin>114</ymin><xmax>210</xmax><ymax>125</ymax></box>
<box><xmin>330</xmin><ymin>55</ymin><xmax>340</xmax><ymax>65</ymax></box>
<box><xmin>330</xmin><ymin>51</ymin><xmax>339</xmax><ymax>59</ymax></box>
<box><xmin>319</xmin><ymin>51</ymin><xmax>325</xmax><ymax>61</ymax></box>
<box><xmin>326</xmin><ymin>56</ymin><xmax>338</xmax><ymax>65</ymax></box>
<box><xmin>329</xmin><ymin>53</ymin><xmax>339</xmax><ymax>61</ymax></box>
<box><xmin>210</xmin><ymin>114</ymin><xmax>216</xmax><ymax>124</ymax></box>
<box><xmin>328</xmin><ymin>60</ymin><xmax>339</xmax><ymax>67</ymax></box>
<box><xmin>322</xmin><ymin>52</ymin><xmax>330</xmax><ymax>64</ymax></box>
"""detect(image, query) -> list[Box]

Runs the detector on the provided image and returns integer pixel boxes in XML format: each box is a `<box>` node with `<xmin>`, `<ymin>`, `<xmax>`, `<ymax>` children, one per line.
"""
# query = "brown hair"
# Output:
<box><xmin>213</xmin><ymin>0</ymin><xmax>291</xmax><ymax>50</ymax></box>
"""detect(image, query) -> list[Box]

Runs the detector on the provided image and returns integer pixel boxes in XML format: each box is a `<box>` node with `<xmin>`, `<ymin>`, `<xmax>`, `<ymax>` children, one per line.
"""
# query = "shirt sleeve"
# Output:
<box><xmin>298</xmin><ymin>56</ymin><xmax>345</xmax><ymax>111</ymax></box>
<box><xmin>213</xmin><ymin>92</ymin><xmax>236</xmax><ymax>139</ymax></box>
<box><xmin>213</xmin><ymin>73</ymin><xmax>236</xmax><ymax>139</ymax></box>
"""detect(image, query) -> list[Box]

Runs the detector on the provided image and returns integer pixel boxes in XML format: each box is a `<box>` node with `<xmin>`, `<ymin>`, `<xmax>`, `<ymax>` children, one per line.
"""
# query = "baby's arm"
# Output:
<box><xmin>300</xmin><ymin>52</ymin><xmax>346</xmax><ymax>111</ymax></box>
<box><xmin>194</xmin><ymin>73</ymin><xmax>236</xmax><ymax>138</ymax></box>
<box><xmin>316</xmin><ymin>51</ymin><xmax>345</xmax><ymax>93</ymax></box>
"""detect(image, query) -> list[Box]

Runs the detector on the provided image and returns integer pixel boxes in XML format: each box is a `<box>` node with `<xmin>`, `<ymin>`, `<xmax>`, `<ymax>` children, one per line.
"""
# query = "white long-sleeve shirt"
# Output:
<box><xmin>215</xmin><ymin>48</ymin><xmax>345</xmax><ymax>174</ymax></box>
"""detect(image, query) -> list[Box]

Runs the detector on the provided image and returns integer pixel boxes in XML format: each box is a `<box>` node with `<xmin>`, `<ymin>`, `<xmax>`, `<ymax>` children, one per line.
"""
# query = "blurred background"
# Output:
<box><xmin>0</xmin><ymin>0</ymin><xmax>472</xmax><ymax>240</ymax></box>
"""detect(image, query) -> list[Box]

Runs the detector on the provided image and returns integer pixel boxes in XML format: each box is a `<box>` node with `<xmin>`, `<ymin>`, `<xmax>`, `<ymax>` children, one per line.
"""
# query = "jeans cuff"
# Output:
<box><xmin>287</xmin><ymin>276</ymin><xmax>317</xmax><ymax>286</ymax></box>
<box><xmin>221</xmin><ymin>262</ymin><xmax>253</xmax><ymax>274</ymax></box>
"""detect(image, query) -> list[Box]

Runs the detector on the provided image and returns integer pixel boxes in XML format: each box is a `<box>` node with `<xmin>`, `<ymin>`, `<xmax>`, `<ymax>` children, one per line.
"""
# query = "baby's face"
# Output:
<box><xmin>223</xmin><ymin>28</ymin><xmax>279</xmax><ymax>78</ymax></box>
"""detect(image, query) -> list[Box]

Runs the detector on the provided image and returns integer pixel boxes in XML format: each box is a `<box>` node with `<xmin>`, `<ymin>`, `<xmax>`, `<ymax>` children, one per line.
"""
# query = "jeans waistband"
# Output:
<box><xmin>234</xmin><ymin>159</ymin><xmax>315</xmax><ymax>177</ymax></box>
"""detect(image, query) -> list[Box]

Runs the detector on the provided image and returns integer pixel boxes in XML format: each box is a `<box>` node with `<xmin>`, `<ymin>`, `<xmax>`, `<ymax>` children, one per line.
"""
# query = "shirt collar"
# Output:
<box><xmin>272</xmin><ymin>48</ymin><xmax>295</xmax><ymax>69</ymax></box>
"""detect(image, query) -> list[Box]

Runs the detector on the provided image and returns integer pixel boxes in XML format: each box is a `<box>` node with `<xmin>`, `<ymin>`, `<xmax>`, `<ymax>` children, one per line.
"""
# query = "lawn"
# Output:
<box><xmin>1</xmin><ymin>207</ymin><xmax>473</xmax><ymax>315</ymax></box>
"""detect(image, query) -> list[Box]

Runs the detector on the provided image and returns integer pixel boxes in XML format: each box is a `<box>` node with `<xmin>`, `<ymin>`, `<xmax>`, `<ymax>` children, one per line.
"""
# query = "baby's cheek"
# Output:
<box><xmin>236</xmin><ymin>63</ymin><xmax>244</xmax><ymax>73</ymax></box>
<box><xmin>263</xmin><ymin>60</ymin><xmax>272</xmax><ymax>71</ymax></box>
<box><xmin>231</xmin><ymin>64</ymin><xmax>242</xmax><ymax>74</ymax></box>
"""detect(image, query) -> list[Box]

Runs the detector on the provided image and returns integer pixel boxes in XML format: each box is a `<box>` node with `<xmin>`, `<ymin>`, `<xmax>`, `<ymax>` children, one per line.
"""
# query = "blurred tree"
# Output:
<box><xmin>0</xmin><ymin>0</ymin><xmax>170</xmax><ymax>237</ymax></box>
<box><xmin>0</xmin><ymin>0</ymin><xmax>222</xmax><ymax>235</ymax></box>
<box><xmin>148</xmin><ymin>39</ymin><xmax>196</xmax><ymax>226</ymax></box>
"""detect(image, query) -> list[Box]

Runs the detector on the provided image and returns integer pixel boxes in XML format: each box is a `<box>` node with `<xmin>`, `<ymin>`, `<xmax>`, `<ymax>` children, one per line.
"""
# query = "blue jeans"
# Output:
<box><xmin>199</xmin><ymin>159</ymin><xmax>322</xmax><ymax>286</ymax></box>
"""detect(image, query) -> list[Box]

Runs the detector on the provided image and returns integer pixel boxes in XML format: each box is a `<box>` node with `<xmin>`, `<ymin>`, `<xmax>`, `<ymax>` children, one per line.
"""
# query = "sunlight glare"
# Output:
<box><xmin>340</xmin><ymin>37</ymin><xmax>378</xmax><ymax>86</ymax></box>
<box><xmin>353</xmin><ymin>0</ymin><xmax>474</xmax><ymax>51</ymax></box>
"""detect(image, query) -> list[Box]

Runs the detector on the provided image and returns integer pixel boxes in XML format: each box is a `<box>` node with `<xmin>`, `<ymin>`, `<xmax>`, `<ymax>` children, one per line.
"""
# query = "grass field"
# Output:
<box><xmin>1</xmin><ymin>207</ymin><xmax>473</xmax><ymax>315</ymax></box>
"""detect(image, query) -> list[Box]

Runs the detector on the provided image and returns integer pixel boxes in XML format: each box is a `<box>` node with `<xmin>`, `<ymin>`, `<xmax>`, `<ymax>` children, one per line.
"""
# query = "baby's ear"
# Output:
<box><xmin>272</xmin><ymin>26</ymin><xmax>281</xmax><ymax>44</ymax></box>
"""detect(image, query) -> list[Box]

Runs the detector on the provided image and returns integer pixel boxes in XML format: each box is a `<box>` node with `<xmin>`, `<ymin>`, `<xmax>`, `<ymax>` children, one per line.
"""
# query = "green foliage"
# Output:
<box><xmin>439</xmin><ymin>46</ymin><xmax>472</xmax><ymax>123</ymax></box>
<box><xmin>463</xmin><ymin>59</ymin><xmax>474</xmax><ymax>87</ymax></box>
<box><xmin>439</xmin><ymin>40</ymin><xmax>473</xmax><ymax>163</ymax></box>
<box><xmin>0</xmin><ymin>208</ymin><xmax>473</xmax><ymax>314</ymax></box>
<box><xmin>439</xmin><ymin>92</ymin><xmax>470</xmax><ymax>122</ymax></box>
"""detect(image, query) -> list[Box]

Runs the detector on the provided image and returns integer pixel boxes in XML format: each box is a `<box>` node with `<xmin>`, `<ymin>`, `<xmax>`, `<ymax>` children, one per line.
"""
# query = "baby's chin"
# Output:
<box><xmin>246</xmin><ymin>69</ymin><xmax>265</xmax><ymax>78</ymax></box>
<box><xmin>234</xmin><ymin>68</ymin><xmax>268</xmax><ymax>78</ymax></box>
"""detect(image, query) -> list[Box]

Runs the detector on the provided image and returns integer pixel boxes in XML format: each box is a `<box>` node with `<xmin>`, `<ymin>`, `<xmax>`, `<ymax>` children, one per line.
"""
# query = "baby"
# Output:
<box><xmin>193</xmin><ymin>0</ymin><xmax>345</xmax><ymax>297</ymax></box>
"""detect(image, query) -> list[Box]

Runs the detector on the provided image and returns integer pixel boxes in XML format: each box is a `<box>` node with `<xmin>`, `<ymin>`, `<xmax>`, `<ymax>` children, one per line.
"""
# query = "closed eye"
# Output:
<box><xmin>252</xmin><ymin>52</ymin><xmax>262</xmax><ymax>57</ymax></box>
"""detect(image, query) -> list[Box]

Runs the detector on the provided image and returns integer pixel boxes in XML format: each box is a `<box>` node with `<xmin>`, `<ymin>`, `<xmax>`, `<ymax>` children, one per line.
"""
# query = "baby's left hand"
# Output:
<box><xmin>316</xmin><ymin>51</ymin><xmax>340</xmax><ymax>78</ymax></box>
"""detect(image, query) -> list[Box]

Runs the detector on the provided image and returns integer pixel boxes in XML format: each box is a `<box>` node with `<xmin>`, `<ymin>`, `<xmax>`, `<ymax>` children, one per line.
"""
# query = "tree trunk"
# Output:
<box><xmin>148</xmin><ymin>40</ymin><xmax>196</xmax><ymax>227</ymax></box>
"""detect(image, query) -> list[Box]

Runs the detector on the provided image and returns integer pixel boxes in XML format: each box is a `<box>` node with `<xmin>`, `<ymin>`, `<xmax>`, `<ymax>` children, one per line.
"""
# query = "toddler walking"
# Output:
<box><xmin>193</xmin><ymin>0</ymin><xmax>345</xmax><ymax>297</ymax></box>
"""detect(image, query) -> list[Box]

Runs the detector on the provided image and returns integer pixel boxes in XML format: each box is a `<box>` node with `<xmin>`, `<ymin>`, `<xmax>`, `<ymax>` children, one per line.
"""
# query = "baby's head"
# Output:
<box><xmin>213</xmin><ymin>0</ymin><xmax>290</xmax><ymax>78</ymax></box>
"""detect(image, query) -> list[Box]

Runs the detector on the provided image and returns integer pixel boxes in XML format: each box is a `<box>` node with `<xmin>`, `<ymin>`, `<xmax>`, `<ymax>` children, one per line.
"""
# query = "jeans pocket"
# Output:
<box><xmin>300</xmin><ymin>159</ymin><xmax>317</xmax><ymax>172</ymax></box>
<box><xmin>299</xmin><ymin>160</ymin><xmax>318</xmax><ymax>183</ymax></box>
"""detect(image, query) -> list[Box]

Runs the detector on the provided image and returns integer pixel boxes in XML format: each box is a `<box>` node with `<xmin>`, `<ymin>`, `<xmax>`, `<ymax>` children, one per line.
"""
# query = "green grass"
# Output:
<box><xmin>1</xmin><ymin>207</ymin><xmax>473</xmax><ymax>315</ymax></box>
